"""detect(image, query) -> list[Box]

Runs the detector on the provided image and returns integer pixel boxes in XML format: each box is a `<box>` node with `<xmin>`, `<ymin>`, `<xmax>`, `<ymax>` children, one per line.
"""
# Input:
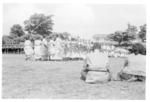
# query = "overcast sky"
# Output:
<box><xmin>3</xmin><ymin>3</ymin><xmax>146</xmax><ymax>39</ymax></box>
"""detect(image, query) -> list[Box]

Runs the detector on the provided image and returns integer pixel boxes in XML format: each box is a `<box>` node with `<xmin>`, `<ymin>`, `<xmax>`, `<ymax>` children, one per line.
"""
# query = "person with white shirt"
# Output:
<box><xmin>24</xmin><ymin>38</ymin><xmax>34</xmax><ymax>60</ymax></box>
<box><xmin>34</xmin><ymin>38</ymin><xmax>42</xmax><ymax>61</ymax></box>
<box><xmin>81</xmin><ymin>46</ymin><xmax>111</xmax><ymax>83</ymax></box>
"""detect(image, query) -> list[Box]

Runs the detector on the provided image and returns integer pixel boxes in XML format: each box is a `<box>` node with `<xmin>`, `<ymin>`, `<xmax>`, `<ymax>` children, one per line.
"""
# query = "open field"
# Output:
<box><xmin>2</xmin><ymin>54</ymin><xmax>145</xmax><ymax>99</ymax></box>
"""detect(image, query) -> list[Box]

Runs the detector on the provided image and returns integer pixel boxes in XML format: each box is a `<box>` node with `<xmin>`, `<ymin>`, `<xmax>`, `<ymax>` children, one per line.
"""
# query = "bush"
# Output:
<box><xmin>129</xmin><ymin>43</ymin><xmax>146</xmax><ymax>55</ymax></box>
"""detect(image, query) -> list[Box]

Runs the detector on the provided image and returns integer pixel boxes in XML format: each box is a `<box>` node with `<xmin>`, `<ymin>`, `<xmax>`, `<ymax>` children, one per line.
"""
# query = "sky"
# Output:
<box><xmin>3</xmin><ymin>3</ymin><xmax>146</xmax><ymax>39</ymax></box>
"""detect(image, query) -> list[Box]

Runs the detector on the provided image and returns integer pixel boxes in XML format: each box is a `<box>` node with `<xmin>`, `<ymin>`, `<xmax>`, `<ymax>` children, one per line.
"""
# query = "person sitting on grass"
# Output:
<box><xmin>118</xmin><ymin>51</ymin><xmax>146</xmax><ymax>82</ymax></box>
<box><xmin>80</xmin><ymin>45</ymin><xmax>111</xmax><ymax>83</ymax></box>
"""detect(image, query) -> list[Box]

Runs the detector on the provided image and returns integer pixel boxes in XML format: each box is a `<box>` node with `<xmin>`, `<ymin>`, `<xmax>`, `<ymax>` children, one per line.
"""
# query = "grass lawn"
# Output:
<box><xmin>2</xmin><ymin>54</ymin><xmax>145</xmax><ymax>99</ymax></box>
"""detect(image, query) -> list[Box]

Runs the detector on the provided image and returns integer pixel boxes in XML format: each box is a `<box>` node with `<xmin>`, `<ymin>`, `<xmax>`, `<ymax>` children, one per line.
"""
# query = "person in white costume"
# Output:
<box><xmin>54</xmin><ymin>38</ymin><xmax>63</xmax><ymax>60</ymax></box>
<box><xmin>34</xmin><ymin>38</ymin><xmax>42</xmax><ymax>61</ymax></box>
<box><xmin>24</xmin><ymin>39</ymin><xmax>34</xmax><ymax>60</ymax></box>
<box><xmin>48</xmin><ymin>38</ymin><xmax>57</xmax><ymax>60</ymax></box>
<box><xmin>40</xmin><ymin>38</ymin><xmax>49</xmax><ymax>61</ymax></box>
<box><xmin>81</xmin><ymin>46</ymin><xmax>111</xmax><ymax>83</ymax></box>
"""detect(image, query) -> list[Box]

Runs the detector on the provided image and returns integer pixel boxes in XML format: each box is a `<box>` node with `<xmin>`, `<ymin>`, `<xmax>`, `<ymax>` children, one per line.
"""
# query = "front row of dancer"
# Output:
<box><xmin>24</xmin><ymin>37</ymin><xmax>89</xmax><ymax>61</ymax></box>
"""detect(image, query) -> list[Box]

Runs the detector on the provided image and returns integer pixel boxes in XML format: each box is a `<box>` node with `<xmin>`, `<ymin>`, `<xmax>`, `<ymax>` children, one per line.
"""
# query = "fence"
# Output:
<box><xmin>2</xmin><ymin>44</ymin><xmax>24</xmax><ymax>54</ymax></box>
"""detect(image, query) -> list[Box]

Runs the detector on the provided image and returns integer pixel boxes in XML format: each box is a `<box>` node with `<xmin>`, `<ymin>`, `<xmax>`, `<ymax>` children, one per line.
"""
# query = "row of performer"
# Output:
<box><xmin>24</xmin><ymin>38</ymin><xmax>129</xmax><ymax>61</ymax></box>
<box><xmin>24</xmin><ymin>38</ymin><xmax>90</xmax><ymax>61</ymax></box>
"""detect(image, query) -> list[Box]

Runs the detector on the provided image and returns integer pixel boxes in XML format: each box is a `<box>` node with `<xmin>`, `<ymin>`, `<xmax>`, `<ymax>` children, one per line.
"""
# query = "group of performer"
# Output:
<box><xmin>24</xmin><ymin>37</ymin><xmax>92</xmax><ymax>61</ymax></box>
<box><xmin>24</xmin><ymin>36</ymin><xmax>129</xmax><ymax>61</ymax></box>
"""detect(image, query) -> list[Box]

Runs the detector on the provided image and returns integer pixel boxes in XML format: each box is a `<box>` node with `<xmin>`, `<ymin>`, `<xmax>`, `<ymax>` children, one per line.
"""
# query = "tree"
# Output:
<box><xmin>24</xmin><ymin>13</ymin><xmax>54</xmax><ymax>37</ymax></box>
<box><xmin>108</xmin><ymin>24</ymin><xmax>137</xmax><ymax>46</ymax></box>
<box><xmin>125</xmin><ymin>23</ymin><xmax>137</xmax><ymax>41</ymax></box>
<box><xmin>10</xmin><ymin>24</ymin><xmax>25</xmax><ymax>38</ymax></box>
<box><xmin>139</xmin><ymin>24</ymin><xmax>146</xmax><ymax>42</ymax></box>
<box><xmin>2</xmin><ymin>35</ymin><xmax>15</xmax><ymax>45</ymax></box>
<box><xmin>108</xmin><ymin>31</ymin><xmax>123</xmax><ymax>45</ymax></box>
<box><xmin>46</xmin><ymin>32</ymin><xmax>72</xmax><ymax>41</ymax></box>
<box><xmin>18</xmin><ymin>34</ymin><xmax>43</xmax><ymax>42</ymax></box>
<box><xmin>59</xmin><ymin>32</ymin><xmax>71</xmax><ymax>40</ymax></box>
<box><xmin>126</xmin><ymin>23</ymin><xmax>137</xmax><ymax>35</ymax></box>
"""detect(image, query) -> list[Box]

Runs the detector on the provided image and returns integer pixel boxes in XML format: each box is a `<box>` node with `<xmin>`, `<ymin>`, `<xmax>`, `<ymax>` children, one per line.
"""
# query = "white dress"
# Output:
<box><xmin>34</xmin><ymin>40</ymin><xmax>42</xmax><ymax>60</ymax></box>
<box><xmin>41</xmin><ymin>39</ymin><xmax>49</xmax><ymax>60</ymax></box>
<box><xmin>24</xmin><ymin>40</ymin><xmax>34</xmax><ymax>59</ymax></box>
<box><xmin>53</xmin><ymin>38</ymin><xmax>63</xmax><ymax>60</ymax></box>
<box><xmin>48</xmin><ymin>40</ymin><xmax>56</xmax><ymax>56</ymax></box>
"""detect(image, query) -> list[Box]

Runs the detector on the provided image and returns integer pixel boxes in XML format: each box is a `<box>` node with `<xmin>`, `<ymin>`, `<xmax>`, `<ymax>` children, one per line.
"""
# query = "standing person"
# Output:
<box><xmin>81</xmin><ymin>46</ymin><xmax>111</xmax><ymax>83</ymax></box>
<box><xmin>48</xmin><ymin>38</ymin><xmax>56</xmax><ymax>60</ymax></box>
<box><xmin>55</xmin><ymin>37</ymin><xmax>63</xmax><ymax>60</ymax></box>
<box><xmin>41</xmin><ymin>38</ymin><xmax>49</xmax><ymax>61</ymax></box>
<box><xmin>34</xmin><ymin>37</ymin><xmax>42</xmax><ymax>61</ymax></box>
<box><xmin>24</xmin><ymin>37</ymin><xmax>34</xmax><ymax>60</ymax></box>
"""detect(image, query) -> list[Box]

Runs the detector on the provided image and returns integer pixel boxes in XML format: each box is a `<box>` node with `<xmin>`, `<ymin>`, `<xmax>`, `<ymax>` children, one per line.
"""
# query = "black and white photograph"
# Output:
<box><xmin>1</xmin><ymin>0</ymin><xmax>148</xmax><ymax>100</ymax></box>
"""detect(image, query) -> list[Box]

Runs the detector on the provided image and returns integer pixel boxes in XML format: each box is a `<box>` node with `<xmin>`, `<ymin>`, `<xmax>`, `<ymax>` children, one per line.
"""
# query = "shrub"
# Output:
<box><xmin>129</xmin><ymin>43</ymin><xmax>146</xmax><ymax>55</ymax></box>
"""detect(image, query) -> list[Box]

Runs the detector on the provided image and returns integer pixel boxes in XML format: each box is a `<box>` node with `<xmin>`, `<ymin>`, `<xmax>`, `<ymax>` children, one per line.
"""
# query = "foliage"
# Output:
<box><xmin>138</xmin><ymin>24</ymin><xmax>146</xmax><ymax>42</ymax></box>
<box><xmin>108</xmin><ymin>31</ymin><xmax>123</xmax><ymax>45</ymax></box>
<box><xmin>129</xmin><ymin>43</ymin><xmax>146</xmax><ymax>55</ymax></box>
<box><xmin>18</xmin><ymin>34</ymin><xmax>43</xmax><ymax>41</ymax></box>
<box><xmin>10</xmin><ymin>24</ymin><xmax>25</xmax><ymax>38</ymax></box>
<box><xmin>2</xmin><ymin>35</ymin><xmax>17</xmax><ymax>44</ymax></box>
<box><xmin>59</xmin><ymin>32</ymin><xmax>71</xmax><ymax>40</ymax></box>
<box><xmin>108</xmin><ymin>24</ymin><xmax>137</xmax><ymax>46</ymax></box>
<box><xmin>126</xmin><ymin>23</ymin><xmax>137</xmax><ymax>36</ymax></box>
<box><xmin>24</xmin><ymin>13</ymin><xmax>54</xmax><ymax>37</ymax></box>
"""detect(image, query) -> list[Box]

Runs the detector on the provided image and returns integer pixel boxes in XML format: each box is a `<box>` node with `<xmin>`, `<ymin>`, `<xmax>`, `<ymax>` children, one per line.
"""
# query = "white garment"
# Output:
<box><xmin>48</xmin><ymin>40</ymin><xmax>56</xmax><ymax>55</ymax></box>
<box><xmin>34</xmin><ymin>40</ymin><xmax>42</xmax><ymax>60</ymax></box>
<box><xmin>85</xmin><ymin>50</ymin><xmax>109</xmax><ymax>69</ymax></box>
<box><xmin>41</xmin><ymin>39</ymin><xmax>49</xmax><ymax>60</ymax></box>
<box><xmin>24</xmin><ymin>40</ymin><xmax>34</xmax><ymax>56</ymax></box>
<box><xmin>123</xmin><ymin>54</ymin><xmax>146</xmax><ymax>76</ymax></box>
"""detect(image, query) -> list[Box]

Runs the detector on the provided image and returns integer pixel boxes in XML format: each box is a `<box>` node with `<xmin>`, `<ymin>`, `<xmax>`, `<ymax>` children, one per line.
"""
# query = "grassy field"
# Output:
<box><xmin>2</xmin><ymin>54</ymin><xmax>145</xmax><ymax>99</ymax></box>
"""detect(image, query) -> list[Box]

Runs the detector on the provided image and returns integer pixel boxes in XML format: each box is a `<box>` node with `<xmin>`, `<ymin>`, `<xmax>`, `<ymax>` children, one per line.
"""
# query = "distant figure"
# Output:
<box><xmin>54</xmin><ymin>38</ymin><xmax>63</xmax><ymax>60</ymax></box>
<box><xmin>48</xmin><ymin>38</ymin><xmax>56</xmax><ymax>60</ymax></box>
<box><xmin>81</xmin><ymin>46</ymin><xmax>111</xmax><ymax>83</ymax></box>
<box><xmin>24</xmin><ymin>39</ymin><xmax>34</xmax><ymax>60</ymax></box>
<box><xmin>40</xmin><ymin>38</ymin><xmax>49</xmax><ymax>61</ymax></box>
<box><xmin>34</xmin><ymin>38</ymin><xmax>42</xmax><ymax>61</ymax></box>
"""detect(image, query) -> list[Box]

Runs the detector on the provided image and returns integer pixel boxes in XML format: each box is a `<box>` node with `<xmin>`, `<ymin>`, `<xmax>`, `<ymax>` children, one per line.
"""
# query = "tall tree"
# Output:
<box><xmin>125</xmin><ymin>23</ymin><xmax>137</xmax><ymax>40</ymax></box>
<box><xmin>108</xmin><ymin>31</ymin><xmax>123</xmax><ymax>45</ymax></box>
<box><xmin>126</xmin><ymin>24</ymin><xmax>138</xmax><ymax>35</ymax></box>
<box><xmin>59</xmin><ymin>32</ymin><xmax>71</xmax><ymax>40</ymax></box>
<box><xmin>24</xmin><ymin>13</ymin><xmax>54</xmax><ymax>37</ymax></box>
<box><xmin>139</xmin><ymin>24</ymin><xmax>146</xmax><ymax>42</ymax></box>
<box><xmin>108</xmin><ymin>24</ymin><xmax>137</xmax><ymax>45</ymax></box>
<box><xmin>10</xmin><ymin>24</ymin><xmax>25</xmax><ymax>38</ymax></box>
